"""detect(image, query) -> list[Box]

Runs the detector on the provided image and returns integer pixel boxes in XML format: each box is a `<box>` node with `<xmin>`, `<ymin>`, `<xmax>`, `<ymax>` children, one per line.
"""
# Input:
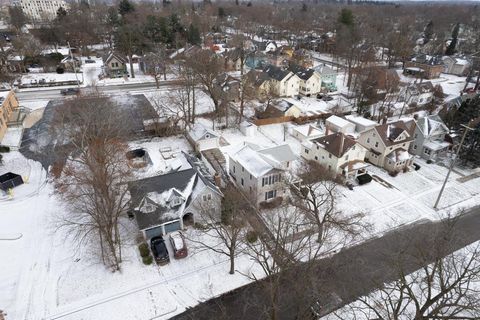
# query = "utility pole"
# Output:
<box><xmin>433</xmin><ymin>123</ymin><xmax>474</xmax><ymax>209</ymax></box>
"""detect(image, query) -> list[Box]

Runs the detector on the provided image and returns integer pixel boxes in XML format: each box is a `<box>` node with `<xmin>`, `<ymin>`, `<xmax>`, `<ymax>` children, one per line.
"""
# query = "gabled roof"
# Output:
<box><xmin>188</xmin><ymin>123</ymin><xmax>219</xmax><ymax>142</ymax></box>
<box><xmin>288</xmin><ymin>64</ymin><xmax>317</xmax><ymax>81</ymax></box>
<box><xmin>311</xmin><ymin>132</ymin><xmax>358</xmax><ymax>158</ymax></box>
<box><xmin>415</xmin><ymin>115</ymin><xmax>449</xmax><ymax>138</ymax></box>
<box><xmin>408</xmin><ymin>81</ymin><xmax>434</xmax><ymax>94</ymax></box>
<box><xmin>263</xmin><ymin>65</ymin><xmax>291</xmax><ymax>81</ymax></box>
<box><xmin>224</xmin><ymin>48</ymin><xmax>242</xmax><ymax>61</ymax></box>
<box><xmin>230</xmin><ymin>143</ymin><xmax>295</xmax><ymax>178</ymax></box>
<box><xmin>103</xmin><ymin>52</ymin><xmax>126</xmax><ymax>64</ymax></box>
<box><xmin>374</xmin><ymin>120</ymin><xmax>415</xmax><ymax>147</ymax></box>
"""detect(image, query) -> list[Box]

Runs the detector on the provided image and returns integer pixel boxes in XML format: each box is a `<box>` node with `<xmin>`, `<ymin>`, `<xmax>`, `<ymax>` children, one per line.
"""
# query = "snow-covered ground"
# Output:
<box><xmin>0</xmin><ymin>151</ymin><xmax>263</xmax><ymax>320</ymax></box>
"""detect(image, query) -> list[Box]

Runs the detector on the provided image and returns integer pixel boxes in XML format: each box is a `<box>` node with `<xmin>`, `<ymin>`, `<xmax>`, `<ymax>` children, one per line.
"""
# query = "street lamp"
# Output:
<box><xmin>433</xmin><ymin>122</ymin><xmax>475</xmax><ymax>209</ymax></box>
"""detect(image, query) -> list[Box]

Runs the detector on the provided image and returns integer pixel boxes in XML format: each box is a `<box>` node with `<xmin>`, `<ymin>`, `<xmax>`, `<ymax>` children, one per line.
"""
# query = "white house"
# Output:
<box><xmin>263</xmin><ymin>65</ymin><xmax>301</xmax><ymax>97</ymax></box>
<box><xmin>357</xmin><ymin>120</ymin><xmax>416</xmax><ymax>173</ymax></box>
<box><xmin>442</xmin><ymin>56</ymin><xmax>472</xmax><ymax>76</ymax></box>
<box><xmin>228</xmin><ymin>143</ymin><xmax>296</xmax><ymax>206</ymax></box>
<box><xmin>187</xmin><ymin>123</ymin><xmax>220</xmax><ymax>152</ymax></box>
<box><xmin>401</xmin><ymin>81</ymin><xmax>435</xmax><ymax>106</ymax></box>
<box><xmin>325</xmin><ymin>115</ymin><xmax>355</xmax><ymax>135</ymax></box>
<box><xmin>301</xmin><ymin>132</ymin><xmax>368</xmax><ymax>178</ymax></box>
<box><xmin>289</xmin><ymin>65</ymin><xmax>322</xmax><ymax>96</ymax></box>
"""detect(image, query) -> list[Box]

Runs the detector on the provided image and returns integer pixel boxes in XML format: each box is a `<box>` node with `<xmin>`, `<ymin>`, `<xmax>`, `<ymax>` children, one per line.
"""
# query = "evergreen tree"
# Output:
<box><xmin>445</xmin><ymin>23</ymin><xmax>460</xmax><ymax>56</ymax></box>
<box><xmin>56</xmin><ymin>6</ymin><xmax>67</xmax><ymax>20</ymax></box>
<box><xmin>187</xmin><ymin>23</ymin><xmax>201</xmax><ymax>45</ymax></box>
<box><xmin>338</xmin><ymin>8</ymin><xmax>354</xmax><ymax>29</ymax></box>
<box><xmin>424</xmin><ymin>20</ymin><xmax>434</xmax><ymax>43</ymax></box>
<box><xmin>218</xmin><ymin>7</ymin><xmax>226</xmax><ymax>18</ymax></box>
<box><xmin>118</xmin><ymin>0</ymin><xmax>134</xmax><ymax>17</ymax></box>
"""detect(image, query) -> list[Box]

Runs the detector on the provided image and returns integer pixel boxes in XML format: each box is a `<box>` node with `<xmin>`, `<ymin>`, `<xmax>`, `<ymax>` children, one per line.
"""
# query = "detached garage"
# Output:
<box><xmin>0</xmin><ymin>172</ymin><xmax>24</xmax><ymax>191</ymax></box>
<box><xmin>144</xmin><ymin>220</ymin><xmax>182</xmax><ymax>240</ymax></box>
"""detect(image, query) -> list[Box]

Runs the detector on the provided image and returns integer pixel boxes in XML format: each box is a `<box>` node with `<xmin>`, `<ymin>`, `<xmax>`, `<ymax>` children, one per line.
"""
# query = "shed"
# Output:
<box><xmin>0</xmin><ymin>172</ymin><xmax>24</xmax><ymax>191</ymax></box>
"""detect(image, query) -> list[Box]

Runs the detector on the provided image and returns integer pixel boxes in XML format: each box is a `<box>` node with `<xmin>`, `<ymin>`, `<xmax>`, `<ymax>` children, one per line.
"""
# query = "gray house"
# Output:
<box><xmin>102</xmin><ymin>52</ymin><xmax>128</xmax><ymax>78</ymax></box>
<box><xmin>228</xmin><ymin>143</ymin><xmax>296</xmax><ymax>206</ymax></box>
<box><xmin>128</xmin><ymin>162</ymin><xmax>222</xmax><ymax>239</ymax></box>
<box><xmin>410</xmin><ymin>115</ymin><xmax>451</xmax><ymax>161</ymax></box>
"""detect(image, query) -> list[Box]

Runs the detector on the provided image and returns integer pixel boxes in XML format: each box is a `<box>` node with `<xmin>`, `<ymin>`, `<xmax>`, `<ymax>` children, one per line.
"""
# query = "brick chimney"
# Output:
<box><xmin>214</xmin><ymin>173</ymin><xmax>222</xmax><ymax>188</ymax></box>
<box><xmin>339</xmin><ymin>133</ymin><xmax>345</xmax><ymax>155</ymax></box>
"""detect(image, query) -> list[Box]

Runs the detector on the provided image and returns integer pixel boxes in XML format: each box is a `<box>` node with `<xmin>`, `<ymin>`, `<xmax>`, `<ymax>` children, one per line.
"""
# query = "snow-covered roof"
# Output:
<box><xmin>345</xmin><ymin>115</ymin><xmax>377</xmax><ymax>130</ymax></box>
<box><xmin>188</xmin><ymin>123</ymin><xmax>219</xmax><ymax>142</ymax></box>
<box><xmin>423</xmin><ymin>140</ymin><xmax>451</xmax><ymax>151</ymax></box>
<box><xmin>231</xmin><ymin>145</ymin><xmax>275</xmax><ymax>178</ymax></box>
<box><xmin>258</xmin><ymin>144</ymin><xmax>297</xmax><ymax>165</ymax></box>
<box><xmin>293</xmin><ymin>124</ymin><xmax>323</xmax><ymax>138</ymax></box>
<box><xmin>416</xmin><ymin>115</ymin><xmax>449</xmax><ymax>138</ymax></box>
<box><xmin>326</xmin><ymin>115</ymin><xmax>353</xmax><ymax>129</ymax></box>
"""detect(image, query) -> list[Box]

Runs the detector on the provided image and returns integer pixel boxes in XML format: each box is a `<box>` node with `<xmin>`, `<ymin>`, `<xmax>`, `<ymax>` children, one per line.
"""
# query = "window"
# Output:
<box><xmin>424</xmin><ymin>148</ymin><xmax>431</xmax><ymax>155</ymax></box>
<box><xmin>367</xmin><ymin>138</ymin><xmax>370</xmax><ymax>144</ymax></box>
<box><xmin>390</xmin><ymin>147</ymin><xmax>393</xmax><ymax>150</ymax></box>
<box><xmin>375</xmin><ymin>142</ymin><xmax>379</xmax><ymax>148</ymax></box>
<box><xmin>203</xmin><ymin>194</ymin><xmax>212</xmax><ymax>201</ymax></box>
<box><xmin>345</xmin><ymin>155</ymin><xmax>349</xmax><ymax>160</ymax></box>
<box><xmin>172</xmin><ymin>198</ymin><xmax>182</xmax><ymax>206</ymax></box>
<box><xmin>413</xmin><ymin>145</ymin><xmax>417</xmax><ymax>150</ymax></box>
<box><xmin>315</xmin><ymin>156</ymin><xmax>318</xmax><ymax>160</ymax></box>
<box><xmin>305</xmin><ymin>148</ymin><xmax>309</xmax><ymax>154</ymax></box>
<box><xmin>265</xmin><ymin>190</ymin><xmax>277</xmax><ymax>201</ymax></box>
<box><xmin>242</xmin><ymin>167</ymin><xmax>244</xmax><ymax>172</ymax></box>
<box><xmin>328</xmin><ymin>165</ymin><xmax>332</xmax><ymax>170</ymax></box>
<box><xmin>250</xmin><ymin>174</ymin><xmax>252</xmax><ymax>180</ymax></box>
<box><xmin>352</xmin><ymin>146</ymin><xmax>355</xmax><ymax>150</ymax></box>
<box><xmin>233</xmin><ymin>166</ymin><xmax>236</xmax><ymax>173</ymax></box>
<box><xmin>414</xmin><ymin>134</ymin><xmax>418</xmax><ymax>139</ymax></box>
<box><xmin>241</xmin><ymin>178</ymin><xmax>244</xmax><ymax>186</ymax></box>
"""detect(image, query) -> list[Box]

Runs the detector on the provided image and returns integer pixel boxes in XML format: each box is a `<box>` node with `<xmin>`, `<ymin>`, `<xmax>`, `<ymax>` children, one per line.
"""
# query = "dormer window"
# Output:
<box><xmin>144</xmin><ymin>204</ymin><xmax>155</xmax><ymax>213</ymax></box>
<box><xmin>171</xmin><ymin>197</ymin><xmax>182</xmax><ymax>207</ymax></box>
<box><xmin>205</xmin><ymin>134</ymin><xmax>210</xmax><ymax>139</ymax></box>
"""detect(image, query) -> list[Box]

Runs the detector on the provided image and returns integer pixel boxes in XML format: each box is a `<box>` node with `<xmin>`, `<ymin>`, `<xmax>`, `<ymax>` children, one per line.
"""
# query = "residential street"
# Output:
<box><xmin>15</xmin><ymin>79</ymin><xmax>183</xmax><ymax>102</ymax></box>
<box><xmin>173</xmin><ymin>205</ymin><xmax>480</xmax><ymax>320</ymax></box>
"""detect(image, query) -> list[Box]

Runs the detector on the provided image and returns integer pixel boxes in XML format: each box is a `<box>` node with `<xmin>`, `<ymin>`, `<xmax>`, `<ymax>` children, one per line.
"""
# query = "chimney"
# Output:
<box><xmin>325</xmin><ymin>125</ymin><xmax>330</xmax><ymax>135</ymax></box>
<box><xmin>214</xmin><ymin>173</ymin><xmax>222</xmax><ymax>188</ymax></box>
<box><xmin>339</xmin><ymin>133</ymin><xmax>345</xmax><ymax>155</ymax></box>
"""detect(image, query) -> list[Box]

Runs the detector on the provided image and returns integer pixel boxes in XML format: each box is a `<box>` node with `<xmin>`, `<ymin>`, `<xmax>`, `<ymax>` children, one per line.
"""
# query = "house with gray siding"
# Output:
<box><xmin>410</xmin><ymin>115</ymin><xmax>451</xmax><ymax>161</ymax></box>
<box><xmin>128</xmin><ymin>157</ymin><xmax>222</xmax><ymax>240</ymax></box>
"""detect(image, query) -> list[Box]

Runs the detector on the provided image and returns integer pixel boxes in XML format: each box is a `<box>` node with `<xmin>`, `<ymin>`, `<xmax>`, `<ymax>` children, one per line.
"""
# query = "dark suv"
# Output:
<box><xmin>60</xmin><ymin>88</ymin><xmax>80</xmax><ymax>96</ymax></box>
<box><xmin>151</xmin><ymin>236</ymin><xmax>170</xmax><ymax>265</ymax></box>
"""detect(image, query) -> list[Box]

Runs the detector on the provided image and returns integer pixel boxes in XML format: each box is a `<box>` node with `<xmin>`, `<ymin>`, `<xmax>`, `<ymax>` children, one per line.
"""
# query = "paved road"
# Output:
<box><xmin>15</xmin><ymin>79</ymin><xmax>183</xmax><ymax>102</ymax></box>
<box><xmin>172</xmin><ymin>206</ymin><xmax>480</xmax><ymax>320</ymax></box>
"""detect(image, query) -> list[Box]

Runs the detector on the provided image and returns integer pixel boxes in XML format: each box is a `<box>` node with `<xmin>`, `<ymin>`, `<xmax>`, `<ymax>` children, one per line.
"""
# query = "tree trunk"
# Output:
<box><xmin>229</xmin><ymin>250</ymin><xmax>235</xmax><ymax>274</ymax></box>
<box><xmin>129</xmin><ymin>55</ymin><xmax>135</xmax><ymax>78</ymax></box>
<box><xmin>155</xmin><ymin>75</ymin><xmax>159</xmax><ymax>89</ymax></box>
<box><xmin>192</xmin><ymin>86</ymin><xmax>196</xmax><ymax>123</ymax></box>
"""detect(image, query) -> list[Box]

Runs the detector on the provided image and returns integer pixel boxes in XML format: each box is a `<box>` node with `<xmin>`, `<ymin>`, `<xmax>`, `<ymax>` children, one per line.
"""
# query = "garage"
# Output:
<box><xmin>144</xmin><ymin>220</ymin><xmax>181</xmax><ymax>239</ymax></box>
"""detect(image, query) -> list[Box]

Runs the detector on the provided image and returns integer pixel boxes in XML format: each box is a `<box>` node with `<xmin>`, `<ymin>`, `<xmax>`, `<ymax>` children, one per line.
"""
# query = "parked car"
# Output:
<box><xmin>60</xmin><ymin>88</ymin><xmax>80</xmax><ymax>96</ymax></box>
<box><xmin>169</xmin><ymin>231</ymin><xmax>188</xmax><ymax>259</ymax></box>
<box><xmin>85</xmin><ymin>59</ymin><xmax>96</xmax><ymax>64</ymax></box>
<box><xmin>151</xmin><ymin>236</ymin><xmax>170</xmax><ymax>265</ymax></box>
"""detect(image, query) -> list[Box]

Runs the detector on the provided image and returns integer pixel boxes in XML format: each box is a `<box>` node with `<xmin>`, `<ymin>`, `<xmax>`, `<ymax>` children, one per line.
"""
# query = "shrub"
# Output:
<box><xmin>194</xmin><ymin>222</ymin><xmax>208</xmax><ymax>230</ymax></box>
<box><xmin>138</xmin><ymin>242</ymin><xmax>150</xmax><ymax>258</ymax></box>
<box><xmin>0</xmin><ymin>145</ymin><xmax>10</xmax><ymax>153</ymax></box>
<box><xmin>389</xmin><ymin>170</ymin><xmax>399</xmax><ymax>177</ymax></box>
<box><xmin>246</xmin><ymin>230</ymin><xmax>258</xmax><ymax>243</ymax></box>
<box><xmin>142</xmin><ymin>255</ymin><xmax>153</xmax><ymax>265</ymax></box>
<box><xmin>56</xmin><ymin>66</ymin><xmax>64</xmax><ymax>74</ymax></box>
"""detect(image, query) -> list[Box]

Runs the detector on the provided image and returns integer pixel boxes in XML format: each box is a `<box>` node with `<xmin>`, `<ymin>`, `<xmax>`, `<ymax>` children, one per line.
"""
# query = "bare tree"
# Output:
<box><xmin>53</xmin><ymin>95</ymin><xmax>132</xmax><ymax>271</ymax></box>
<box><xmin>290</xmin><ymin>161</ymin><xmax>368</xmax><ymax>245</ymax></box>
<box><xmin>243</xmin><ymin>205</ymin><xmax>325</xmax><ymax>320</ymax></box>
<box><xmin>185</xmin><ymin>49</ymin><xmax>224</xmax><ymax>114</ymax></box>
<box><xmin>333</xmin><ymin>217</ymin><xmax>480</xmax><ymax>320</ymax></box>
<box><xmin>148</xmin><ymin>88</ymin><xmax>191</xmax><ymax>135</ymax></box>
<box><xmin>189</xmin><ymin>185</ymin><xmax>246</xmax><ymax>275</ymax></box>
<box><xmin>142</xmin><ymin>45</ymin><xmax>169</xmax><ymax>88</ymax></box>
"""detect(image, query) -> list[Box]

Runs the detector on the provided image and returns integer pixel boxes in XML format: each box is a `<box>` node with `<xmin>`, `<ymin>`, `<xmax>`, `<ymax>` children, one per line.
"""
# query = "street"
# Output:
<box><xmin>15</xmin><ymin>79</ymin><xmax>184</xmax><ymax>102</ymax></box>
<box><xmin>172</xmin><ymin>205</ymin><xmax>480</xmax><ymax>320</ymax></box>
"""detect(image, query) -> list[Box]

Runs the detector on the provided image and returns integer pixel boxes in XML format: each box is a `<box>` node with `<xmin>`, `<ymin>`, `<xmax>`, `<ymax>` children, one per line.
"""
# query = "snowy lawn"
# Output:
<box><xmin>0</xmin><ymin>151</ymin><xmax>263</xmax><ymax>320</ymax></box>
